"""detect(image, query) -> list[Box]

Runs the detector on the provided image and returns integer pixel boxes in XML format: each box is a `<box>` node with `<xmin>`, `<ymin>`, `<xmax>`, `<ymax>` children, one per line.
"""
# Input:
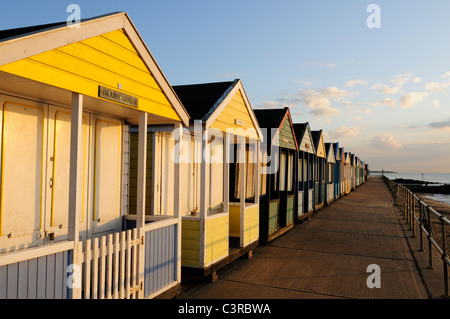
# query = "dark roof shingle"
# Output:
<box><xmin>172</xmin><ymin>81</ymin><xmax>236</xmax><ymax>121</ymax></box>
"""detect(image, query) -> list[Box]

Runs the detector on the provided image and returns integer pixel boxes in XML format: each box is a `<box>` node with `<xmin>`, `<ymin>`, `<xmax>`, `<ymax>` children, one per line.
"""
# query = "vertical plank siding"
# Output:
<box><xmin>144</xmin><ymin>224</ymin><xmax>177</xmax><ymax>297</ymax></box>
<box><xmin>0</xmin><ymin>251</ymin><xmax>70</xmax><ymax>299</ymax></box>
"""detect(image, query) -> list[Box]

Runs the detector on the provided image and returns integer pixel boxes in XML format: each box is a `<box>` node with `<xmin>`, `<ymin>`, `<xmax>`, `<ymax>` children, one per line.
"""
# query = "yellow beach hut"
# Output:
<box><xmin>0</xmin><ymin>12</ymin><xmax>189</xmax><ymax>299</ymax></box>
<box><xmin>139</xmin><ymin>79</ymin><xmax>262</xmax><ymax>281</ymax></box>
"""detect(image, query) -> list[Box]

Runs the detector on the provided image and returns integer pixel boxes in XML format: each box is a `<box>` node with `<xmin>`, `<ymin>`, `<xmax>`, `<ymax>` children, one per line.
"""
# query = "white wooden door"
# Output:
<box><xmin>179</xmin><ymin>133</ymin><xmax>201</xmax><ymax>216</ymax></box>
<box><xmin>91</xmin><ymin>115</ymin><xmax>123</xmax><ymax>237</ymax></box>
<box><xmin>45</xmin><ymin>105</ymin><xmax>90</xmax><ymax>242</ymax></box>
<box><xmin>0</xmin><ymin>95</ymin><xmax>48</xmax><ymax>252</ymax></box>
<box><xmin>154</xmin><ymin>132</ymin><xmax>175</xmax><ymax>215</ymax></box>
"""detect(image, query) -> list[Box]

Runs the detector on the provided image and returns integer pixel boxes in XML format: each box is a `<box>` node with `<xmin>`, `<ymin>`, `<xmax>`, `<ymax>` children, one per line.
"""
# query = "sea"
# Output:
<box><xmin>372</xmin><ymin>172</ymin><xmax>450</xmax><ymax>205</ymax></box>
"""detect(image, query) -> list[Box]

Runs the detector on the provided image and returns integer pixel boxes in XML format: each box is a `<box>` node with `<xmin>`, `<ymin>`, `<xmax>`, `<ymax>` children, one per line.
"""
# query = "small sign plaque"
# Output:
<box><xmin>98</xmin><ymin>86</ymin><xmax>138</xmax><ymax>108</ymax></box>
<box><xmin>235</xmin><ymin>119</ymin><xmax>244</xmax><ymax>126</ymax></box>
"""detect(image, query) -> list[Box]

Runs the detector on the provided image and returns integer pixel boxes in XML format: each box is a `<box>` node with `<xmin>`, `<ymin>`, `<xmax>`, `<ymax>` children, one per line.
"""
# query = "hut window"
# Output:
<box><xmin>260</xmin><ymin>151</ymin><xmax>267</xmax><ymax>196</ymax></box>
<box><xmin>328</xmin><ymin>163</ymin><xmax>332</xmax><ymax>183</ymax></box>
<box><xmin>303</xmin><ymin>158</ymin><xmax>307</xmax><ymax>184</ymax></box>
<box><xmin>279</xmin><ymin>151</ymin><xmax>286</xmax><ymax>192</ymax></box>
<box><xmin>298</xmin><ymin>157</ymin><xmax>303</xmax><ymax>183</ymax></box>
<box><xmin>271</xmin><ymin>149</ymin><xmax>279</xmax><ymax>195</ymax></box>
<box><xmin>229</xmin><ymin>141</ymin><xmax>256</xmax><ymax>202</ymax></box>
<box><xmin>245</xmin><ymin>143</ymin><xmax>256</xmax><ymax>200</ymax></box>
<box><xmin>287</xmin><ymin>152</ymin><xmax>294</xmax><ymax>192</ymax></box>
<box><xmin>180</xmin><ymin>134</ymin><xmax>201</xmax><ymax>216</ymax></box>
<box><xmin>209</xmin><ymin>136</ymin><xmax>224</xmax><ymax>213</ymax></box>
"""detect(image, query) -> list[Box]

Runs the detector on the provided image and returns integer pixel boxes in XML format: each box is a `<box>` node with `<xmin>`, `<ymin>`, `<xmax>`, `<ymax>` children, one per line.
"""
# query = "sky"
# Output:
<box><xmin>1</xmin><ymin>0</ymin><xmax>449</xmax><ymax>173</ymax></box>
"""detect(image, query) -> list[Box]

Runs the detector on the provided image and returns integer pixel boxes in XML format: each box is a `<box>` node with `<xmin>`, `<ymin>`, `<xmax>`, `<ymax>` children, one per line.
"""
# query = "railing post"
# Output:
<box><xmin>394</xmin><ymin>183</ymin><xmax>398</xmax><ymax>206</ymax></box>
<box><xmin>441</xmin><ymin>218</ymin><xmax>448</xmax><ymax>298</ymax></box>
<box><xmin>419</xmin><ymin>200</ymin><xmax>424</xmax><ymax>252</ymax></box>
<box><xmin>406</xmin><ymin>190</ymin><xmax>409</xmax><ymax>225</ymax></box>
<box><xmin>427</xmin><ymin>206</ymin><xmax>434</xmax><ymax>269</ymax></box>
<box><xmin>412</xmin><ymin>195</ymin><xmax>416</xmax><ymax>238</ymax></box>
<box><xmin>408</xmin><ymin>191</ymin><xmax>412</xmax><ymax>230</ymax></box>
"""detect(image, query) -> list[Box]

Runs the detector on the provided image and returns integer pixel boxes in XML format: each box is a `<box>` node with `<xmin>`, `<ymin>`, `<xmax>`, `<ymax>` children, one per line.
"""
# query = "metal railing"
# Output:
<box><xmin>382</xmin><ymin>175</ymin><xmax>450</xmax><ymax>298</ymax></box>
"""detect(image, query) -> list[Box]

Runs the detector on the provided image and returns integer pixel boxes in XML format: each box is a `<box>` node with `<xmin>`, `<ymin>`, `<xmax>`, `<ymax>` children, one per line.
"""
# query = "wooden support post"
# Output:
<box><xmin>136</xmin><ymin>111</ymin><xmax>147</xmax><ymax>299</ymax></box>
<box><xmin>199</xmin><ymin>128</ymin><xmax>208</xmax><ymax>268</ymax></box>
<box><xmin>255</xmin><ymin>139</ymin><xmax>260</xmax><ymax>206</ymax></box>
<box><xmin>68</xmin><ymin>92</ymin><xmax>83</xmax><ymax>299</ymax></box>
<box><xmin>173</xmin><ymin>123</ymin><xmax>182</xmax><ymax>283</ymax></box>
<box><xmin>239</xmin><ymin>136</ymin><xmax>246</xmax><ymax>248</ymax></box>
<box><xmin>224</xmin><ymin>133</ymin><xmax>230</xmax><ymax>212</ymax></box>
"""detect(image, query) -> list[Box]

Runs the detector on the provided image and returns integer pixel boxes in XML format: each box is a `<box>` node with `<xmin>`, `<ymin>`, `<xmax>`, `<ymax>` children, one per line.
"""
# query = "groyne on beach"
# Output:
<box><xmin>393</xmin><ymin>178</ymin><xmax>450</xmax><ymax>195</ymax></box>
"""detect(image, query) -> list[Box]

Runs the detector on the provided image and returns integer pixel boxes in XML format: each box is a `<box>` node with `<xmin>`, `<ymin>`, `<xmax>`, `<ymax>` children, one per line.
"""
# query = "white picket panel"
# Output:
<box><xmin>81</xmin><ymin>228</ymin><xmax>141</xmax><ymax>299</ymax></box>
<box><xmin>1</xmin><ymin>220</ymin><xmax>180</xmax><ymax>299</ymax></box>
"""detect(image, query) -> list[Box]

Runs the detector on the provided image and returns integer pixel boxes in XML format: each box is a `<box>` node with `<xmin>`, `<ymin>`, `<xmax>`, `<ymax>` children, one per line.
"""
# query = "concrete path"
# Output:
<box><xmin>178</xmin><ymin>178</ymin><xmax>446</xmax><ymax>299</ymax></box>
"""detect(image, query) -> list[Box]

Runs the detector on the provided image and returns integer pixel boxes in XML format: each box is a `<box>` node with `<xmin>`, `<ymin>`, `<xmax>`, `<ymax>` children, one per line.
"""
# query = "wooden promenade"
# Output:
<box><xmin>178</xmin><ymin>177</ymin><xmax>446</xmax><ymax>299</ymax></box>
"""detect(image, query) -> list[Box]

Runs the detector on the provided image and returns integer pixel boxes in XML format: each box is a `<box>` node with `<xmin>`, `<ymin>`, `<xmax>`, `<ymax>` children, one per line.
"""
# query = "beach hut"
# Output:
<box><xmin>350</xmin><ymin>153</ymin><xmax>356</xmax><ymax>191</ymax></box>
<box><xmin>344</xmin><ymin>152</ymin><xmax>351</xmax><ymax>194</ymax></box>
<box><xmin>324</xmin><ymin>143</ymin><xmax>336</xmax><ymax>205</ymax></box>
<box><xmin>293</xmin><ymin>123</ymin><xmax>316</xmax><ymax>220</ymax></box>
<box><xmin>365</xmin><ymin>164</ymin><xmax>370</xmax><ymax>181</ymax></box>
<box><xmin>333</xmin><ymin>143</ymin><xmax>341</xmax><ymax>199</ymax></box>
<box><xmin>142</xmin><ymin>79</ymin><xmax>262</xmax><ymax>281</ymax></box>
<box><xmin>339</xmin><ymin>147</ymin><xmax>346</xmax><ymax>196</ymax></box>
<box><xmin>358</xmin><ymin>157</ymin><xmax>363</xmax><ymax>187</ymax></box>
<box><xmin>355</xmin><ymin>155</ymin><xmax>361</xmax><ymax>188</ymax></box>
<box><xmin>311</xmin><ymin>130</ymin><xmax>327</xmax><ymax>211</ymax></box>
<box><xmin>361</xmin><ymin>160</ymin><xmax>366</xmax><ymax>185</ymax></box>
<box><xmin>254</xmin><ymin>107</ymin><xmax>298</xmax><ymax>244</ymax></box>
<box><xmin>0</xmin><ymin>12</ymin><xmax>190</xmax><ymax>299</ymax></box>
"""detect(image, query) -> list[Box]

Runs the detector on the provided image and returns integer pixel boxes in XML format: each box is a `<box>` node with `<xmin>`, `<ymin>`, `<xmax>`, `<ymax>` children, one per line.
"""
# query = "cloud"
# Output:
<box><xmin>379</xmin><ymin>98</ymin><xmax>396</xmax><ymax>107</ymax></box>
<box><xmin>258</xmin><ymin>101</ymin><xmax>282</xmax><ymax>109</ymax></box>
<box><xmin>371</xmin><ymin>72</ymin><xmax>420</xmax><ymax>96</ymax></box>
<box><xmin>441</xmin><ymin>71</ymin><xmax>450</xmax><ymax>78</ymax></box>
<box><xmin>432</xmin><ymin>98</ymin><xmax>440</xmax><ymax>109</ymax></box>
<box><xmin>399</xmin><ymin>91</ymin><xmax>429</xmax><ymax>108</ymax></box>
<box><xmin>390</xmin><ymin>72</ymin><xmax>415</xmax><ymax>87</ymax></box>
<box><xmin>344</xmin><ymin>79</ymin><xmax>368</xmax><ymax>87</ymax></box>
<box><xmin>297</xmin><ymin>87</ymin><xmax>353</xmax><ymax>117</ymax></box>
<box><xmin>370</xmin><ymin>133</ymin><xmax>403</xmax><ymax>149</ymax></box>
<box><xmin>424</xmin><ymin>81</ymin><xmax>450</xmax><ymax>93</ymax></box>
<box><xmin>359</xmin><ymin>141</ymin><xmax>450</xmax><ymax>173</ymax></box>
<box><xmin>371</xmin><ymin>83</ymin><xmax>402</xmax><ymax>95</ymax></box>
<box><xmin>326</xmin><ymin>126</ymin><xmax>360</xmax><ymax>140</ymax></box>
<box><xmin>429</xmin><ymin>118</ymin><xmax>450</xmax><ymax>130</ymax></box>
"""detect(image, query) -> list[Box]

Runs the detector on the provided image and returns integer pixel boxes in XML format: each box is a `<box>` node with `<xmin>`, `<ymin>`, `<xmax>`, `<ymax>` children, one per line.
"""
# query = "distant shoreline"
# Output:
<box><xmin>371</xmin><ymin>170</ymin><xmax>397</xmax><ymax>174</ymax></box>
